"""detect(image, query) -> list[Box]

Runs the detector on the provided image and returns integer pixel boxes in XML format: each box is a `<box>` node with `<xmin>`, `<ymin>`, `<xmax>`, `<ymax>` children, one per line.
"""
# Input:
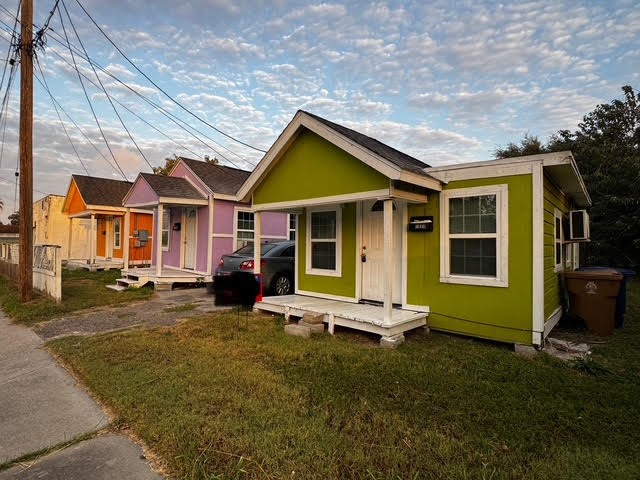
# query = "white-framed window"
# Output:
<box><xmin>554</xmin><ymin>209</ymin><xmax>563</xmax><ymax>272</ymax></box>
<box><xmin>236</xmin><ymin>210</ymin><xmax>255</xmax><ymax>249</ymax></box>
<box><xmin>161</xmin><ymin>209</ymin><xmax>171</xmax><ymax>251</ymax></box>
<box><xmin>306</xmin><ymin>207</ymin><xmax>342</xmax><ymax>277</ymax></box>
<box><xmin>114</xmin><ymin>217</ymin><xmax>122</xmax><ymax>249</ymax></box>
<box><xmin>440</xmin><ymin>184</ymin><xmax>508</xmax><ymax>287</ymax></box>
<box><xmin>289</xmin><ymin>214</ymin><xmax>296</xmax><ymax>241</ymax></box>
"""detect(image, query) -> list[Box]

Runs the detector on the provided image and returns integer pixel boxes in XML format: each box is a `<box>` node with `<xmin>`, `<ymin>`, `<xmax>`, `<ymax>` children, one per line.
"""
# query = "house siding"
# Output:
<box><xmin>197</xmin><ymin>207</ymin><xmax>209</xmax><ymax>272</ymax></box>
<box><xmin>543</xmin><ymin>174</ymin><xmax>570</xmax><ymax>320</ymax></box>
<box><xmin>297</xmin><ymin>203</ymin><xmax>357</xmax><ymax>299</ymax></box>
<box><xmin>253</xmin><ymin>130</ymin><xmax>389</xmax><ymax>205</ymax></box>
<box><xmin>406</xmin><ymin>175</ymin><xmax>534</xmax><ymax>345</ymax></box>
<box><xmin>128</xmin><ymin>212</ymin><xmax>153</xmax><ymax>264</ymax></box>
<box><xmin>125</xmin><ymin>178</ymin><xmax>158</xmax><ymax>205</ymax></box>
<box><xmin>66</xmin><ymin>182</ymin><xmax>87</xmax><ymax>215</ymax></box>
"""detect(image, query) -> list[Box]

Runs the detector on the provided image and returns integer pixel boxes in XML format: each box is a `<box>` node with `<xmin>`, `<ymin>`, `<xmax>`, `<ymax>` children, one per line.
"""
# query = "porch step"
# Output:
<box><xmin>106</xmin><ymin>284</ymin><xmax>127</xmax><ymax>292</ymax></box>
<box><xmin>113</xmin><ymin>276</ymin><xmax>148</xmax><ymax>290</ymax></box>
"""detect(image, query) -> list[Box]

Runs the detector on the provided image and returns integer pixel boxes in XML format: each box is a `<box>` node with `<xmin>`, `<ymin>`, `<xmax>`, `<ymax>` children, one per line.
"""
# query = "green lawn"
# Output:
<box><xmin>47</xmin><ymin>280</ymin><xmax>640</xmax><ymax>479</ymax></box>
<box><xmin>0</xmin><ymin>268</ymin><xmax>153</xmax><ymax>326</ymax></box>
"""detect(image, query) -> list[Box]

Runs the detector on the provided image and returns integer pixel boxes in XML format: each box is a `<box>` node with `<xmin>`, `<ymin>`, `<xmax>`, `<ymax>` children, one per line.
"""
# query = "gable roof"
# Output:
<box><xmin>303</xmin><ymin>111</ymin><xmax>431</xmax><ymax>174</ymax></box>
<box><xmin>139</xmin><ymin>173</ymin><xmax>206</xmax><ymax>200</ymax></box>
<box><xmin>178</xmin><ymin>157</ymin><xmax>251</xmax><ymax>196</ymax></box>
<box><xmin>238</xmin><ymin>110</ymin><xmax>442</xmax><ymax>202</ymax></box>
<box><xmin>71</xmin><ymin>175</ymin><xmax>132</xmax><ymax>208</ymax></box>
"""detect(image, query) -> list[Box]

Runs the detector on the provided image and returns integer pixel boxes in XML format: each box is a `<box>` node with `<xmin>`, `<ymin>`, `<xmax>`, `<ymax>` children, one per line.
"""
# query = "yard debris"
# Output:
<box><xmin>545</xmin><ymin>337</ymin><xmax>591</xmax><ymax>361</ymax></box>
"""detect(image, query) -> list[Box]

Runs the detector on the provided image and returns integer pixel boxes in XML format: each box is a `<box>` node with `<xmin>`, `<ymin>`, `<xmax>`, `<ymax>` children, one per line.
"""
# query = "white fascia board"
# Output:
<box><xmin>84</xmin><ymin>205</ymin><xmax>126</xmax><ymax>213</ymax></box>
<box><xmin>426</xmin><ymin>151</ymin><xmax>575</xmax><ymax>174</ymax></box>
<box><xmin>158</xmin><ymin>196</ymin><xmax>208</xmax><ymax>206</ymax></box>
<box><xmin>212</xmin><ymin>193</ymin><xmax>238</xmax><ymax>202</ymax></box>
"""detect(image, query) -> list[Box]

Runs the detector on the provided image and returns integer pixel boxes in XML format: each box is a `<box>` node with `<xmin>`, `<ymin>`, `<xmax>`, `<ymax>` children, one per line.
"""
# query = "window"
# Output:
<box><xmin>114</xmin><ymin>217</ymin><xmax>121</xmax><ymax>249</ymax></box>
<box><xmin>306</xmin><ymin>207</ymin><xmax>341</xmax><ymax>276</ymax></box>
<box><xmin>281</xmin><ymin>245</ymin><xmax>295</xmax><ymax>257</ymax></box>
<box><xmin>554</xmin><ymin>209</ymin><xmax>563</xmax><ymax>271</ymax></box>
<box><xmin>236</xmin><ymin>210</ymin><xmax>254</xmax><ymax>249</ymax></box>
<box><xmin>440</xmin><ymin>185</ymin><xmax>508</xmax><ymax>287</ymax></box>
<box><xmin>289</xmin><ymin>214</ymin><xmax>296</xmax><ymax>241</ymax></box>
<box><xmin>161</xmin><ymin>209</ymin><xmax>170</xmax><ymax>251</ymax></box>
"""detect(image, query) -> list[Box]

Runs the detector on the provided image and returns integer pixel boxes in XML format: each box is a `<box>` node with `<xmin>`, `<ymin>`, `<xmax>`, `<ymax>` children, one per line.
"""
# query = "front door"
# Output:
<box><xmin>183</xmin><ymin>208</ymin><xmax>197</xmax><ymax>270</ymax></box>
<box><xmin>360</xmin><ymin>200</ymin><xmax>403</xmax><ymax>303</ymax></box>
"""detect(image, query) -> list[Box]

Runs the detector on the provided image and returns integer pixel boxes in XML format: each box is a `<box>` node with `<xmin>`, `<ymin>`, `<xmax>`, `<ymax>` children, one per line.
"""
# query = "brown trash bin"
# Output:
<box><xmin>562</xmin><ymin>269</ymin><xmax>623</xmax><ymax>336</ymax></box>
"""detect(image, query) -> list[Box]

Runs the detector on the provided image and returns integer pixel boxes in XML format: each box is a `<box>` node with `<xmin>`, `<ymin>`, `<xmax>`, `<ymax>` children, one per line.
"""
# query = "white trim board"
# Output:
<box><xmin>532</xmin><ymin>161</ymin><xmax>545</xmax><ymax>346</ymax></box>
<box><xmin>253</xmin><ymin>189</ymin><xmax>390</xmax><ymax>211</ymax></box>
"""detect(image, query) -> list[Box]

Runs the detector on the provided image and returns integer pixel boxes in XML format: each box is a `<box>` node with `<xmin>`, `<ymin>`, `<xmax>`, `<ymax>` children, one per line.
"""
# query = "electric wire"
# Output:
<box><xmin>33</xmin><ymin>0</ymin><xmax>59</xmax><ymax>49</ymax></box>
<box><xmin>73</xmin><ymin>0</ymin><xmax>267</xmax><ymax>154</ymax></box>
<box><xmin>0</xmin><ymin>60</ymin><xmax>18</xmax><ymax>169</ymax></box>
<box><xmin>56</xmin><ymin>4</ymin><xmax>128</xmax><ymax>180</ymax></box>
<box><xmin>0</xmin><ymin>12</ymin><xmax>249</xmax><ymax>169</ymax></box>
<box><xmin>34</xmin><ymin>55</ymin><xmax>89</xmax><ymax>175</ymax></box>
<box><xmin>0</xmin><ymin>0</ymin><xmax>20</xmax><ymax>97</ymax></box>
<box><xmin>59</xmin><ymin>0</ymin><xmax>153</xmax><ymax>171</ymax></box>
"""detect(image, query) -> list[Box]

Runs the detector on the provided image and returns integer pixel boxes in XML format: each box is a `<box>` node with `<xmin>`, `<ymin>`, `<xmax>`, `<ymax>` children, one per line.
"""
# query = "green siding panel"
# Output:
<box><xmin>543</xmin><ymin>174</ymin><xmax>570</xmax><ymax>320</ymax></box>
<box><xmin>254</xmin><ymin>130</ymin><xmax>389</xmax><ymax>205</ymax></box>
<box><xmin>297</xmin><ymin>203</ymin><xmax>357</xmax><ymax>298</ymax></box>
<box><xmin>407</xmin><ymin>175</ymin><xmax>534</xmax><ymax>344</ymax></box>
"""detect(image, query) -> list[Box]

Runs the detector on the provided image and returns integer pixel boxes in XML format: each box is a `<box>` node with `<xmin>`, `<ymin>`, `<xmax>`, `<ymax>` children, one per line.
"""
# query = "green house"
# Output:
<box><xmin>238</xmin><ymin>111</ymin><xmax>591</xmax><ymax>347</ymax></box>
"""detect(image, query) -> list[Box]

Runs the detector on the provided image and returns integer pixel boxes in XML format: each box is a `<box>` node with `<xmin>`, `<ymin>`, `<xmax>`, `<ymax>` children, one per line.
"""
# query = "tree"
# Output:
<box><xmin>8</xmin><ymin>211</ymin><xmax>19</xmax><ymax>226</ymax></box>
<box><xmin>495</xmin><ymin>86</ymin><xmax>640</xmax><ymax>268</ymax></box>
<box><xmin>152</xmin><ymin>155</ymin><xmax>220</xmax><ymax>176</ymax></box>
<box><xmin>493</xmin><ymin>134</ymin><xmax>546</xmax><ymax>158</ymax></box>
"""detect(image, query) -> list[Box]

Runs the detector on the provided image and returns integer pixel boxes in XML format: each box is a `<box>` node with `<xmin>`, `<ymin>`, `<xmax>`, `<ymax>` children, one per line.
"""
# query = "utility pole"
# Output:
<box><xmin>19</xmin><ymin>0</ymin><xmax>33</xmax><ymax>301</ymax></box>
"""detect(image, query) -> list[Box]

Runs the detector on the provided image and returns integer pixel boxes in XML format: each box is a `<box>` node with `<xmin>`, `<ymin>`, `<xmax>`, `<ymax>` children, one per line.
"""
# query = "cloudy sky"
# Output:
<box><xmin>0</xmin><ymin>0</ymin><xmax>637</xmax><ymax>220</ymax></box>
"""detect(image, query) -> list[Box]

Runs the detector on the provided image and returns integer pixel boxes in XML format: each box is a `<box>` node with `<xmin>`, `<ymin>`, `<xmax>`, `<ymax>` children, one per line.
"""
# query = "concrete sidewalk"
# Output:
<box><xmin>0</xmin><ymin>312</ymin><xmax>161</xmax><ymax>478</ymax></box>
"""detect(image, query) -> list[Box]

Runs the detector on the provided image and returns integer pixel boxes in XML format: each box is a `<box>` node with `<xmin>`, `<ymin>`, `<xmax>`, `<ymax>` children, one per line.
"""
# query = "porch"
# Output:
<box><xmin>256</xmin><ymin>294</ymin><xmax>429</xmax><ymax>343</ymax></box>
<box><xmin>107</xmin><ymin>266</ymin><xmax>212</xmax><ymax>291</ymax></box>
<box><xmin>66</xmin><ymin>258</ymin><xmax>124</xmax><ymax>271</ymax></box>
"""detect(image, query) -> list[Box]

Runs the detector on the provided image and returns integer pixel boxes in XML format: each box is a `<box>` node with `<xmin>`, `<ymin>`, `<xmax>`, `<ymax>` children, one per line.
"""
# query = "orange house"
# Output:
<box><xmin>62</xmin><ymin>175</ymin><xmax>153</xmax><ymax>268</ymax></box>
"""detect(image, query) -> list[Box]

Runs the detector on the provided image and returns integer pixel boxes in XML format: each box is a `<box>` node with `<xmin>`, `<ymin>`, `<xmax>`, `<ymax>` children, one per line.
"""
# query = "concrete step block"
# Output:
<box><xmin>106</xmin><ymin>284</ymin><xmax>127</xmax><ymax>292</ymax></box>
<box><xmin>284</xmin><ymin>323</ymin><xmax>311</xmax><ymax>338</ymax></box>
<box><xmin>380</xmin><ymin>333</ymin><xmax>405</xmax><ymax>348</ymax></box>
<box><xmin>302</xmin><ymin>312</ymin><xmax>324</xmax><ymax>324</ymax></box>
<box><xmin>298</xmin><ymin>320</ymin><xmax>324</xmax><ymax>334</ymax></box>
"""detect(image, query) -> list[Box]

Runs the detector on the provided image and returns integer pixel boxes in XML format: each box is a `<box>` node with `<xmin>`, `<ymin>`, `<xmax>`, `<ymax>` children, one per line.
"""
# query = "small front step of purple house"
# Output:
<box><xmin>117</xmin><ymin>157</ymin><xmax>290</xmax><ymax>289</ymax></box>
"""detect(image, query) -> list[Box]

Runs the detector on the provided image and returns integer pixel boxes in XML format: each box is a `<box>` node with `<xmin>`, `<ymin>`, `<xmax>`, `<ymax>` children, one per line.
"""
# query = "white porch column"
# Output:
<box><xmin>123</xmin><ymin>208</ymin><xmax>131</xmax><ymax>270</ymax></box>
<box><xmin>156</xmin><ymin>204</ymin><xmax>163</xmax><ymax>277</ymax></box>
<box><xmin>90</xmin><ymin>213</ymin><xmax>96</xmax><ymax>264</ymax></box>
<box><xmin>253</xmin><ymin>210</ymin><xmax>262</xmax><ymax>276</ymax></box>
<box><xmin>383</xmin><ymin>199</ymin><xmax>393</xmax><ymax>323</ymax></box>
<box><xmin>67</xmin><ymin>216</ymin><xmax>73</xmax><ymax>259</ymax></box>
<box><xmin>206</xmin><ymin>196</ymin><xmax>214</xmax><ymax>275</ymax></box>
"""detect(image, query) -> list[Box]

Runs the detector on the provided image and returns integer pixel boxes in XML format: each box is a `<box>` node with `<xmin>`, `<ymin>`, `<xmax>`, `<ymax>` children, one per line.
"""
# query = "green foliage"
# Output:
<box><xmin>8</xmin><ymin>211</ymin><xmax>19</xmax><ymax>226</ymax></box>
<box><xmin>49</xmin><ymin>282</ymin><xmax>640</xmax><ymax>479</ymax></box>
<box><xmin>495</xmin><ymin>86</ymin><xmax>640</xmax><ymax>267</ymax></box>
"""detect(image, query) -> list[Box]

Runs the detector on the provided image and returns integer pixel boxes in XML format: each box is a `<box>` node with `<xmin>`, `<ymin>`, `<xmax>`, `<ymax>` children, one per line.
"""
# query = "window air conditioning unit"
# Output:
<box><xmin>569</xmin><ymin>210</ymin><xmax>590</xmax><ymax>241</ymax></box>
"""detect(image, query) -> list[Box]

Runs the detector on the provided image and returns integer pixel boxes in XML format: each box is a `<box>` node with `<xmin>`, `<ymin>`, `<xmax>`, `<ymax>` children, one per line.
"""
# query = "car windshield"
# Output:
<box><xmin>233</xmin><ymin>243</ymin><xmax>278</xmax><ymax>255</ymax></box>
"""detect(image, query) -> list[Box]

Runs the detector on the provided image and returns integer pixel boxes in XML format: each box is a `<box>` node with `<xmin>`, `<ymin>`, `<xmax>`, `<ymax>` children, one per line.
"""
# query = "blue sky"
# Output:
<box><xmin>0</xmin><ymin>0</ymin><xmax>638</xmax><ymax>219</ymax></box>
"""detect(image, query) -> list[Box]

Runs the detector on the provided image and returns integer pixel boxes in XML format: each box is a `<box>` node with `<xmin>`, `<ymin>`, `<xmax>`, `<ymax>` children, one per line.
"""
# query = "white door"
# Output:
<box><xmin>360</xmin><ymin>200</ymin><xmax>403</xmax><ymax>303</ymax></box>
<box><xmin>183</xmin><ymin>208</ymin><xmax>197</xmax><ymax>270</ymax></box>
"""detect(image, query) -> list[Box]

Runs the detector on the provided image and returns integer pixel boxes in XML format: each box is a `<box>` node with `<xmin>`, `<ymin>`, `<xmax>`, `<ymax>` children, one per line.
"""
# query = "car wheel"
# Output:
<box><xmin>272</xmin><ymin>274</ymin><xmax>292</xmax><ymax>296</ymax></box>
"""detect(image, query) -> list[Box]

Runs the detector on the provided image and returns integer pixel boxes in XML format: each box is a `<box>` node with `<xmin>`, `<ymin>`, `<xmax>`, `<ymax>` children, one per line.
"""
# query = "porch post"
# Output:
<box><xmin>254</xmin><ymin>210</ymin><xmax>262</xmax><ymax>288</ymax></box>
<box><xmin>206</xmin><ymin>196</ymin><xmax>214</xmax><ymax>275</ymax></box>
<box><xmin>383</xmin><ymin>199</ymin><xmax>393</xmax><ymax>323</ymax></box>
<box><xmin>67</xmin><ymin>216</ymin><xmax>72</xmax><ymax>259</ymax></box>
<box><xmin>156</xmin><ymin>204</ymin><xmax>163</xmax><ymax>277</ymax></box>
<box><xmin>123</xmin><ymin>208</ymin><xmax>130</xmax><ymax>270</ymax></box>
<box><xmin>90</xmin><ymin>213</ymin><xmax>95</xmax><ymax>264</ymax></box>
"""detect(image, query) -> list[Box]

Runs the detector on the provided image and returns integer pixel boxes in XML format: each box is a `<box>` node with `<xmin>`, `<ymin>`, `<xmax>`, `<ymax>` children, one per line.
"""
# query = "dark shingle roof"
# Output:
<box><xmin>301</xmin><ymin>110</ymin><xmax>431</xmax><ymax>173</ymax></box>
<box><xmin>72</xmin><ymin>175</ymin><xmax>132</xmax><ymax>207</ymax></box>
<box><xmin>140</xmin><ymin>173</ymin><xmax>206</xmax><ymax>200</ymax></box>
<box><xmin>179</xmin><ymin>157</ymin><xmax>251</xmax><ymax>195</ymax></box>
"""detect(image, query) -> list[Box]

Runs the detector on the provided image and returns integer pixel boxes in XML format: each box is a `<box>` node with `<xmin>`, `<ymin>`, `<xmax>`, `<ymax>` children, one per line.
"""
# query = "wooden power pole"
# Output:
<box><xmin>19</xmin><ymin>0</ymin><xmax>33</xmax><ymax>301</ymax></box>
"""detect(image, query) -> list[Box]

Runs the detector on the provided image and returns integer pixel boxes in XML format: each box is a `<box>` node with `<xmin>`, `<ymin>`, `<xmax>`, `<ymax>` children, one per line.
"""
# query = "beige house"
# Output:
<box><xmin>34</xmin><ymin>194</ymin><xmax>91</xmax><ymax>261</ymax></box>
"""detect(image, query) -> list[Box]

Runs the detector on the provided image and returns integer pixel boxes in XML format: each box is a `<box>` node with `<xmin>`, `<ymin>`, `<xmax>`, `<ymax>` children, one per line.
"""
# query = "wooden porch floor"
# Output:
<box><xmin>66</xmin><ymin>259</ymin><xmax>124</xmax><ymax>271</ymax></box>
<box><xmin>118</xmin><ymin>266</ymin><xmax>211</xmax><ymax>288</ymax></box>
<box><xmin>256</xmin><ymin>295</ymin><xmax>428</xmax><ymax>339</ymax></box>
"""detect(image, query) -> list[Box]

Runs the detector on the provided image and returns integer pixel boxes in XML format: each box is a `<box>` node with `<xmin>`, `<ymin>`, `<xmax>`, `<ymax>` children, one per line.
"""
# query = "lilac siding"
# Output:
<box><xmin>172</xmin><ymin>163</ymin><xmax>209</xmax><ymax>193</ymax></box>
<box><xmin>261</xmin><ymin>211</ymin><xmax>288</xmax><ymax>238</ymax></box>
<box><xmin>124</xmin><ymin>177</ymin><xmax>158</xmax><ymax>206</ymax></box>
<box><xmin>197</xmin><ymin>206</ymin><xmax>209</xmax><ymax>272</ymax></box>
<box><xmin>213</xmin><ymin>237</ymin><xmax>233</xmax><ymax>270</ymax></box>
<box><xmin>212</xmin><ymin>200</ymin><xmax>235</xmax><ymax>234</ymax></box>
<box><xmin>164</xmin><ymin>207</ymin><xmax>182</xmax><ymax>268</ymax></box>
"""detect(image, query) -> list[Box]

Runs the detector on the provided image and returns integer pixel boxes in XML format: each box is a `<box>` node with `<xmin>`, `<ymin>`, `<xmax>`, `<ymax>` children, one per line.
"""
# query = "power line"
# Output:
<box><xmin>33</xmin><ymin>0</ymin><xmax>59</xmax><ymax>50</ymax></box>
<box><xmin>60</xmin><ymin>0</ymin><xmax>153</xmax><ymax>171</ymax></box>
<box><xmin>56</xmin><ymin>4</ymin><xmax>128</xmax><ymax>180</ymax></box>
<box><xmin>73</xmin><ymin>0</ymin><xmax>267</xmax><ymax>154</ymax></box>
<box><xmin>34</xmin><ymin>55</ymin><xmax>89</xmax><ymax>175</ymax></box>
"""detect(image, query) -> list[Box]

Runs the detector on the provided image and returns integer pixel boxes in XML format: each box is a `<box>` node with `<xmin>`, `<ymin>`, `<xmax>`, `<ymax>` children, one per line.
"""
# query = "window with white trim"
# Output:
<box><xmin>289</xmin><ymin>214</ymin><xmax>296</xmax><ymax>241</ymax></box>
<box><xmin>554</xmin><ymin>209</ymin><xmax>563</xmax><ymax>271</ymax></box>
<box><xmin>440</xmin><ymin>185</ymin><xmax>508</xmax><ymax>287</ymax></box>
<box><xmin>114</xmin><ymin>217</ymin><xmax>122</xmax><ymax>249</ymax></box>
<box><xmin>306</xmin><ymin>207</ymin><xmax>341</xmax><ymax>276</ymax></box>
<box><xmin>236</xmin><ymin>210</ymin><xmax>254</xmax><ymax>249</ymax></box>
<box><xmin>161</xmin><ymin>209</ymin><xmax>170</xmax><ymax>251</ymax></box>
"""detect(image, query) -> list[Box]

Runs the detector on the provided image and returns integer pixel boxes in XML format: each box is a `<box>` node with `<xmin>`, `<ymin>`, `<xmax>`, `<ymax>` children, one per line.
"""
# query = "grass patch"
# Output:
<box><xmin>0</xmin><ymin>269</ymin><xmax>153</xmax><ymax>326</ymax></box>
<box><xmin>48</xmin><ymin>279</ymin><xmax>640</xmax><ymax>480</ymax></box>
<box><xmin>164</xmin><ymin>303</ymin><xmax>197</xmax><ymax>313</ymax></box>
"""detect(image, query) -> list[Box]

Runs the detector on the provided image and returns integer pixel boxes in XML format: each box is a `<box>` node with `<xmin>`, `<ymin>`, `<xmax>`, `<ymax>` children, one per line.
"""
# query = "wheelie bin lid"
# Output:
<box><xmin>563</xmin><ymin>269</ymin><xmax>623</xmax><ymax>280</ymax></box>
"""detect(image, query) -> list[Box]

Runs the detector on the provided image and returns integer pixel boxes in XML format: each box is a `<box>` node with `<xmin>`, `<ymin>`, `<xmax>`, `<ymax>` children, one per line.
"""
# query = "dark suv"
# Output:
<box><xmin>215</xmin><ymin>241</ymin><xmax>295</xmax><ymax>296</ymax></box>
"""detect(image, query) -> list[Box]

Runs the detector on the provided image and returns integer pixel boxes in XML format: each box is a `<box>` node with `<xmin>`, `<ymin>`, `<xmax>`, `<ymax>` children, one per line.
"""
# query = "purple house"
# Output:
<box><xmin>111</xmin><ymin>157</ymin><xmax>290</xmax><ymax>290</ymax></box>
